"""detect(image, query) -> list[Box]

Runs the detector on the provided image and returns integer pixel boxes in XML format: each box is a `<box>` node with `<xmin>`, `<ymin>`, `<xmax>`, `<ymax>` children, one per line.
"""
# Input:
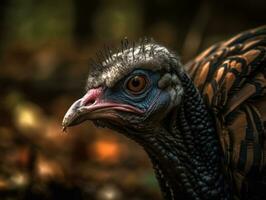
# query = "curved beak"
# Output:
<box><xmin>62</xmin><ymin>87</ymin><xmax>142</xmax><ymax>131</ymax></box>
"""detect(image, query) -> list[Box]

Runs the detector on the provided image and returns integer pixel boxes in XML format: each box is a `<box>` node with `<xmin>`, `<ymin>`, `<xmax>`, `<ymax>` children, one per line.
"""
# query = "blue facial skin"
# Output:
<box><xmin>102</xmin><ymin>69</ymin><xmax>171</xmax><ymax>121</ymax></box>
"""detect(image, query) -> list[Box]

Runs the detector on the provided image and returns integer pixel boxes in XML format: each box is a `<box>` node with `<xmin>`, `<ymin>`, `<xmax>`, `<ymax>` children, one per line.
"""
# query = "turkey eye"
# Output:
<box><xmin>126</xmin><ymin>75</ymin><xmax>147</xmax><ymax>94</ymax></box>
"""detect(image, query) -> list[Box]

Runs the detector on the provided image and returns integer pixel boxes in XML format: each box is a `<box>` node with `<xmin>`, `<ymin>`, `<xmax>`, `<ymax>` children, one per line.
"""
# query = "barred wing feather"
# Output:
<box><xmin>186</xmin><ymin>26</ymin><xmax>266</xmax><ymax>198</ymax></box>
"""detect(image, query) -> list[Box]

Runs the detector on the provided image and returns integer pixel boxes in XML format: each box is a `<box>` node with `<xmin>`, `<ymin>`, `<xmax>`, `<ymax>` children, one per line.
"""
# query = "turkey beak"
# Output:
<box><xmin>62</xmin><ymin>87</ymin><xmax>143</xmax><ymax>132</ymax></box>
<box><xmin>62</xmin><ymin>87</ymin><xmax>103</xmax><ymax>131</ymax></box>
<box><xmin>62</xmin><ymin>98</ymin><xmax>86</xmax><ymax>131</ymax></box>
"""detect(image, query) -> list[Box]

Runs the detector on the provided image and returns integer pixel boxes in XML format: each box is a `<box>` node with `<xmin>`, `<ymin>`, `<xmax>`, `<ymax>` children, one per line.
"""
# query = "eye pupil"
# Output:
<box><xmin>131</xmin><ymin>77</ymin><xmax>140</xmax><ymax>87</ymax></box>
<box><xmin>126</xmin><ymin>75</ymin><xmax>147</xmax><ymax>94</ymax></box>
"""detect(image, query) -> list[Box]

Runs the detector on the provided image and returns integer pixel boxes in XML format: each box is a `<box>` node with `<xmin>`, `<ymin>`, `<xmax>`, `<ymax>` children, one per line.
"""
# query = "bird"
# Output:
<box><xmin>62</xmin><ymin>26</ymin><xmax>266</xmax><ymax>200</ymax></box>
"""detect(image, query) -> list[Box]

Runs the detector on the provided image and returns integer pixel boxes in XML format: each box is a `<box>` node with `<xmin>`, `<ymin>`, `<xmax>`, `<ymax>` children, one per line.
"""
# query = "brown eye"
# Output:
<box><xmin>126</xmin><ymin>75</ymin><xmax>147</xmax><ymax>94</ymax></box>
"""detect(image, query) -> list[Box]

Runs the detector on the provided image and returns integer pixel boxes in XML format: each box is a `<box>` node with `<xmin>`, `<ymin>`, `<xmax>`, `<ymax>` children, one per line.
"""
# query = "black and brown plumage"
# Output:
<box><xmin>62</xmin><ymin>26</ymin><xmax>266</xmax><ymax>200</ymax></box>
<box><xmin>186</xmin><ymin>26</ymin><xmax>266</xmax><ymax>199</ymax></box>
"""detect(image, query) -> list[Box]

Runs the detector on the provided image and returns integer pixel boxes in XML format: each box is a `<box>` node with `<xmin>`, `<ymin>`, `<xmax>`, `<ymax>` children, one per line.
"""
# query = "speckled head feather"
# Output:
<box><xmin>86</xmin><ymin>38</ymin><xmax>184</xmax><ymax>90</ymax></box>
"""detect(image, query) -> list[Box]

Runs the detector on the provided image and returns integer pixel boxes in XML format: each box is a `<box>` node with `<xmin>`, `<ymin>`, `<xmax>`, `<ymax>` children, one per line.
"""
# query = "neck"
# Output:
<box><xmin>142</xmin><ymin>73</ymin><xmax>231</xmax><ymax>200</ymax></box>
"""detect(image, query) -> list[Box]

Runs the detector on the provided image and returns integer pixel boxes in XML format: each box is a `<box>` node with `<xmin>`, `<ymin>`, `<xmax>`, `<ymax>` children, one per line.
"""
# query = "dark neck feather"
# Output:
<box><xmin>144</xmin><ymin>73</ymin><xmax>231</xmax><ymax>200</ymax></box>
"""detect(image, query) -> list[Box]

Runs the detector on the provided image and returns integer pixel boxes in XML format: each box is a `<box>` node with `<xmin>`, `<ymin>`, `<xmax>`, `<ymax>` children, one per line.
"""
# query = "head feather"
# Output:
<box><xmin>86</xmin><ymin>38</ymin><xmax>183</xmax><ymax>90</ymax></box>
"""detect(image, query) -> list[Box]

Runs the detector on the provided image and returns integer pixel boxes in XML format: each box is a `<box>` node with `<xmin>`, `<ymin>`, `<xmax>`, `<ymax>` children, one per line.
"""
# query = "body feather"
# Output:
<box><xmin>186</xmin><ymin>26</ymin><xmax>266</xmax><ymax>198</ymax></box>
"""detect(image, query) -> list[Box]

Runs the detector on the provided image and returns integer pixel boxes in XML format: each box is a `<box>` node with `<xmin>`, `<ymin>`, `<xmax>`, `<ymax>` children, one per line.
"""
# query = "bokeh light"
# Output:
<box><xmin>96</xmin><ymin>184</ymin><xmax>122</xmax><ymax>200</ymax></box>
<box><xmin>92</xmin><ymin>140</ymin><xmax>121</xmax><ymax>163</ymax></box>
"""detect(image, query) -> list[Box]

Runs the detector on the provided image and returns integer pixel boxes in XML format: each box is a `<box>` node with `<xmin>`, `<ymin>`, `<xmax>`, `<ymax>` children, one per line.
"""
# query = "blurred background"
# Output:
<box><xmin>0</xmin><ymin>0</ymin><xmax>265</xmax><ymax>199</ymax></box>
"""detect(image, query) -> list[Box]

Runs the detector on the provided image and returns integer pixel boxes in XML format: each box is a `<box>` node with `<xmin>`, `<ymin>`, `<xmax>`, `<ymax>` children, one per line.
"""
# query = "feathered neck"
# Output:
<box><xmin>142</xmin><ymin>73</ymin><xmax>231</xmax><ymax>200</ymax></box>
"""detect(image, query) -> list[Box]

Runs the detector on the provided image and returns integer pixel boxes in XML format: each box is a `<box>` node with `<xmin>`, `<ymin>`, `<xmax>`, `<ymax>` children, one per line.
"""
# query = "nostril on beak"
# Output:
<box><xmin>82</xmin><ymin>87</ymin><xmax>103</xmax><ymax>106</ymax></box>
<box><xmin>85</xmin><ymin>99</ymin><xmax>96</xmax><ymax>106</ymax></box>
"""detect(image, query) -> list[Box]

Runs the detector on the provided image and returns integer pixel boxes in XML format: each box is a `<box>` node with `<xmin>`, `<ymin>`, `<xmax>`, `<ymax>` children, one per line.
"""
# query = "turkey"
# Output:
<box><xmin>62</xmin><ymin>26</ymin><xmax>266</xmax><ymax>200</ymax></box>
